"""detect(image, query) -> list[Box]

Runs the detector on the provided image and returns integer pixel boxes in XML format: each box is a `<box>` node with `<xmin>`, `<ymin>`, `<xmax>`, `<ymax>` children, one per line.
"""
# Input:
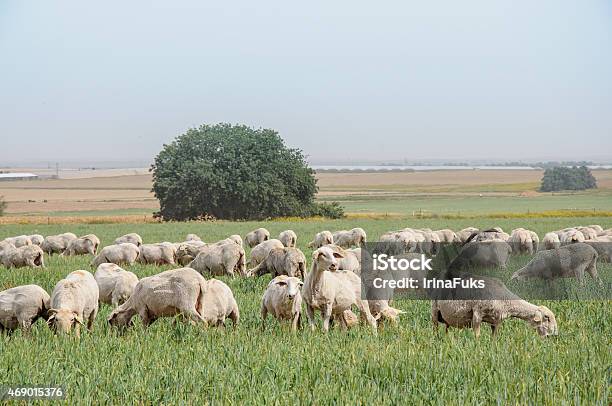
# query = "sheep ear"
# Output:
<box><xmin>533</xmin><ymin>311</ymin><xmax>542</xmax><ymax>322</ymax></box>
<box><xmin>332</xmin><ymin>252</ymin><xmax>344</xmax><ymax>259</ymax></box>
<box><xmin>298</xmin><ymin>280</ymin><xmax>304</xmax><ymax>286</ymax></box>
<box><xmin>275</xmin><ymin>281</ymin><xmax>287</xmax><ymax>286</ymax></box>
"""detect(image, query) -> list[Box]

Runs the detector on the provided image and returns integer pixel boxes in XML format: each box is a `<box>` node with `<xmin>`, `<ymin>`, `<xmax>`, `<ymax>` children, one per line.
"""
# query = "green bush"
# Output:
<box><xmin>540</xmin><ymin>166</ymin><xmax>597</xmax><ymax>192</ymax></box>
<box><xmin>151</xmin><ymin>123</ymin><xmax>325</xmax><ymax>221</ymax></box>
<box><xmin>308</xmin><ymin>201</ymin><xmax>346</xmax><ymax>219</ymax></box>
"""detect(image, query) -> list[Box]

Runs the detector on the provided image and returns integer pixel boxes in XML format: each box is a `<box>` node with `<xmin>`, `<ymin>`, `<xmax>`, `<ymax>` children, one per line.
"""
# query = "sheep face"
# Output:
<box><xmin>108</xmin><ymin>308</ymin><xmax>134</xmax><ymax>328</ymax></box>
<box><xmin>48</xmin><ymin>309</ymin><xmax>83</xmax><ymax>334</ymax></box>
<box><xmin>276</xmin><ymin>277</ymin><xmax>303</xmax><ymax>300</ymax></box>
<box><xmin>531</xmin><ymin>306</ymin><xmax>558</xmax><ymax>337</ymax></box>
<box><xmin>313</xmin><ymin>247</ymin><xmax>343</xmax><ymax>271</ymax></box>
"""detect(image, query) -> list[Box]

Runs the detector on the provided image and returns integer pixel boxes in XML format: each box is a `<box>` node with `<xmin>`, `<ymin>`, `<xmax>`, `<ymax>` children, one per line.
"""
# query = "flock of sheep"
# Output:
<box><xmin>0</xmin><ymin>224</ymin><xmax>610</xmax><ymax>338</ymax></box>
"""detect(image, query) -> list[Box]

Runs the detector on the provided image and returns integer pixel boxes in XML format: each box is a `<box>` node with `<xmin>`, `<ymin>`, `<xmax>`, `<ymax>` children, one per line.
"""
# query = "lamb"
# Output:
<box><xmin>245</xmin><ymin>228</ymin><xmax>270</xmax><ymax>248</ymax></box>
<box><xmin>107</xmin><ymin>267</ymin><xmax>209</xmax><ymax>328</ymax></box>
<box><xmin>186</xmin><ymin>234</ymin><xmax>202</xmax><ymax>242</ymax></box>
<box><xmin>1</xmin><ymin>244</ymin><xmax>45</xmax><ymax>268</ymax></box>
<box><xmin>278</xmin><ymin>230</ymin><xmax>298</xmax><ymax>248</ymax></box>
<box><xmin>41</xmin><ymin>233</ymin><xmax>77</xmax><ymax>255</ymax></box>
<box><xmin>248</xmin><ymin>239</ymin><xmax>284</xmax><ymax>268</ymax></box>
<box><xmin>302</xmin><ymin>247</ymin><xmax>377</xmax><ymax>333</ymax></box>
<box><xmin>28</xmin><ymin>234</ymin><xmax>45</xmax><ymax>246</ymax></box>
<box><xmin>0</xmin><ymin>285</ymin><xmax>50</xmax><ymax>334</ymax></box>
<box><xmin>261</xmin><ymin>276</ymin><xmax>303</xmax><ymax>331</ymax></box>
<box><xmin>511</xmin><ymin>243</ymin><xmax>600</xmax><ymax>284</ymax></box>
<box><xmin>138</xmin><ymin>242</ymin><xmax>176</xmax><ymax>265</ymax></box>
<box><xmin>114</xmin><ymin>233</ymin><xmax>143</xmax><ymax>247</ymax></box>
<box><xmin>542</xmin><ymin>232</ymin><xmax>561</xmax><ymax>250</ymax></box>
<box><xmin>48</xmin><ymin>270</ymin><xmax>99</xmax><ymax>337</ymax></box>
<box><xmin>199</xmin><ymin>278</ymin><xmax>240</xmax><ymax>327</ymax></box>
<box><xmin>432</xmin><ymin>294</ymin><xmax>558</xmax><ymax>338</ymax></box>
<box><xmin>307</xmin><ymin>231</ymin><xmax>333</xmax><ymax>248</ymax></box>
<box><xmin>248</xmin><ymin>247</ymin><xmax>306</xmax><ymax>278</ymax></box>
<box><xmin>94</xmin><ymin>263</ymin><xmax>139</xmax><ymax>307</ymax></box>
<box><xmin>509</xmin><ymin>228</ymin><xmax>537</xmax><ymax>254</ymax></box>
<box><xmin>91</xmin><ymin>243</ymin><xmax>140</xmax><ymax>267</ymax></box>
<box><xmin>332</xmin><ymin>228</ymin><xmax>367</xmax><ymax>248</ymax></box>
<box><xmin>63</xmin><ymin>234</ymin><xmax>100</xmax><ymax>256</ymax></box>
<box><xmin>1</xmin><ymin>235</ymin><xmax>32</xmax><ymax>248</ymax></box>
<box><xmin>189</xmin><ymin>243</ymin><xmax>246</xmax><ymax>277</ymax></box>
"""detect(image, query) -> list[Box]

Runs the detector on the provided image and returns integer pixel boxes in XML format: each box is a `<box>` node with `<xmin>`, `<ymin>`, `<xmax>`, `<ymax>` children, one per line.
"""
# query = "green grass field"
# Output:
<box><xmin>0</xmin><ymin>218</ymin><xmax>610</xmax><ymax>404</ymax></box>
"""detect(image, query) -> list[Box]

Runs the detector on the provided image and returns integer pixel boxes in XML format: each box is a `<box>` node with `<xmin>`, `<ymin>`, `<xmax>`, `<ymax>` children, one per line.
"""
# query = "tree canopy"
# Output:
<box><xmin>151</xmin><ymin>123</ymin><xmax>343</xmax><ymax>221</ymax></box>
<box><xmin>539</xmin><ymin>166</ymin><xmax>597</xmax><ymax>192</ymax></box>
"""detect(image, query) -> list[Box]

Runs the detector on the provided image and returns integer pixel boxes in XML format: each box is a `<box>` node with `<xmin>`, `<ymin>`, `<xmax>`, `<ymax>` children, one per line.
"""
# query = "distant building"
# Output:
<box><xmin>0</xmin><ymin>172</ymin><xmax>38</xmax><ymax>181</ymax></box>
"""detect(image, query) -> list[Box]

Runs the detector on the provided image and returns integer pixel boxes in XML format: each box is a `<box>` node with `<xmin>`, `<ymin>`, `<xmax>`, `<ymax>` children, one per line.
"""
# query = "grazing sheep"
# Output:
<box><xmin>114</xmin><ymin>233</ymin><xmax>143</xmax><ymax>247</ymax></box>
<box><xmin>2</xmin><ymin>235</ymin><xmax>32</xmax><ymax>248</ymax></box>
<box><xmin>511</xmin><ymin>243</ymin><xmax>600</xmax><ymax>284</ymax></box>
<box><xmin>175</xmin><ymin>240</ymin><xmax>207</xmax><ymax>266</ymax></box>
<box><xmin>560</xmin><ymin>229</ymin><xmax>585</xmax><ymax>245</ymax></box>
<box><xmin>457</xmin><ymin>227</ymin><xmax>479</xmax><ymax>243</ymax></box>
<box><xmin>307</xmin><ymin>231</ymin><xmax>334</xmax><ymax>248</ymax></box>
<box><xmin>28</xmin><ymin>234</ymin><xmax>45</xmax><ymax>246</ymax></box>
<box><xmin>1</xmin><ymin>245</ymin><xmax>45</xmax><ymax>268</ymax></box>
<box><xmin>63</xmin><ymin>234</ymin><xmax>100</xmax><ymax>256</ymax></box>
<box><xmin>542</xmin><ymin>232</ymin><xmax>561</xmax><ymax>250</ymax></box>
<box><xmin>379</xmin><ymin>231</ymin><xmax>418</xmax><ymax>254</ymax></box>
<box><xmin>227</xmin><ymin>234</ymin><xmax>243</xmax><ymax>247</ymax></box>
<box><xmin>0</xmin><ymin>241</ymin><xmax>15</xmax><ymax>263</ymax></box>
<box><xmin>245</xmin><ymin>228</ymin><xmax>270</xmax><ymax>248</ymax></box>
<box><xmin>41</xmin><ymin>233</ymin><xmax>77</xmax><ymax>255</ymax></box>
<box><xmin>261</xmin><ymin>276</ymin><xmax>303</xmax><ymax>331</ymax></box>
<box><xmin>278</xmin><ymin>230</ymin><xmax>298</xmax><ymax>248</ymax></box>
<box><xmin>94</xmin><ymin>263</ymin><xmax>139</xmax><ymax>307</ymax></box>
<box><xmin>585</xmin><ymin>239</ymin><xmax>612</xmax><ymax>262</ymax></box>
<box><xmin>189</xmin><ymin>243</ymin><xmax>246</xmax><ymax>277</ymax></box>
<box><xmin>332</xmin><ymin>228</ymin><xmax>367</xmax><ymax>248</ymax></box>
<box><xmin>576</xmin><ymin>226</ymin><xmax>598</xmax><ymax>241</ymax></box>
<box><xmin>48</xmin><ymin>270</ymin><xmax>99</xmax><ymax>337</ymax></box>
<box><xmin>249</xmin><ymin>247</ymin><xmax>306</xmax><ymax>278</ymax></box>
<box><xmin>0</xmin><ymin>285</ymin><xmax>50</xmax><ymax>334</ymax></box>
<box><xmin>367</xmin><ymin>300</ymin><xmax>405</xmax><ymax>326</ymax></box>
<box><xmin>469</xmin><ymin>228</ymin><xmax>510</xmax><ymax>243</ymax></box>
<box><xmin>91</xmin><ymin>243</ymin><xmax>140</xmax><ymax>267</ymax></box>
<box><xmin>302</xmin><ymin>247</ymin><xmax>377</xmax><ymax>333</ymax></box>
<box><xmin>199</xmin><ymin>278</ymin><xmax>240</xmax><ymax>327</ymax></box>
<box><xmin>186</xmin><ymin>234</ymin><xmax>202</xmax><ymax>242</ymax></box>
<box><xmin>432</xmin><ymin>292</ymin><xmax>558</xmax><ymax>338</ymax></box>
<box><xmin>449</xmin><ymin>240</ymin><xmax>512</xmax><ymax>271</ymax></box>
<box><xmin>249</xmin><ymin>239</ymin><xmax>284</xmax><ymax>268</ymax></box>
<box><xmin>434</xmin><ymin>229</ymin><xmax>460</xmax><ymax>244</ymax></box>
<box><xmin>107</xmin><ymin>267</ymin><xmax>208</xmax><ymax>328</ymax></box>
<box><xmin>138</xmin><ymin>242</ymin><xmax>176</xmax><ymax>265</ymax></box>
<box><xmin>411</xmin><ymin>229</ymin><xmax>441</xmax><ymax>255</ymax></box>
<box><xmin>509</xmin><ymin>228</ymin><xmax>537</xmax><ymax>254</ymax></box>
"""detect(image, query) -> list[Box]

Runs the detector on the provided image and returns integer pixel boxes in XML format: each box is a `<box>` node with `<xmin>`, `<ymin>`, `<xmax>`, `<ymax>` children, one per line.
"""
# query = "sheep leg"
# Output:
<box><xmin>586</xmin><ymin>257</ymin><xmax>602</xmax><ymax>285</ymax></box>
<box><xmin>490</xmin><ymin>323</ymin><xmax>499</xmax><ymax>338</ymax></box>
<box><xmin>356</xmin><ymin>299</ymin><xmax>378</xmax><ymax>333</ymax></box>
<box><xmin>184</xmin><ymin>308</ymin><xmax>208</xmax><ymax>326</ymax></box>
<box><xmin>321</xmin><ymin>303</ymin><xmax>333</xmax><ymax>332</ymax></box>
<box><xmin>573</xmin><ymin>265</ymin><xmax>586</xmax><ymax>286</ymax></box>
<box><xmin>292</xmin><ymin>312</ymin><xmax>301</xmax><ymax>332</ymax></box>
<box><xmin>305</xmin><ymin>304</ymin><xmax>316</xmax><ymax>332</ymax></box>
<box><xmin>471</xmin><ymin>311</ymin><xmax>482</xmax><ymax>339</ymax></box>
<box><xmin>338</xmin><ymin>314</ymin><xmax>348</xmax><ymax>332</ymax></box>
<box><xmin>260</xmin><ymin>306</ymin><xmax>267</xmax><ymax>331</ymax></box>
<box><xmin>87</xmin><ymin>309</ymin><xmax>97</xmax><ymax>331</ymax></box>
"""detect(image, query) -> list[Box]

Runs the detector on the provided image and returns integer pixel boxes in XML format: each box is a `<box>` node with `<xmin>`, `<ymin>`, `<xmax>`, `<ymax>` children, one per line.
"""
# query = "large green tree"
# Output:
<box><xmin>151</xmin><ymin>123</ymin><xmax>342</xmax><ymax>221</ymax></box>
<box><xmin>540</xmin><ymin>166</ymin><xmax>597</xmax><ymax>192</ymax></box>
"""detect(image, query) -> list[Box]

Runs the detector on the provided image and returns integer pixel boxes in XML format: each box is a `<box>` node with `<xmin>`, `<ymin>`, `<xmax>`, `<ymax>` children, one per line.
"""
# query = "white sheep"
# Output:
<box><xmin>307</xmin><ymin>231</ymin><xmax>334</xmax><ymax>248</ymax></box>
<box><xmin>91</xmin><ymin>243</ymin><xmax>140</xmax><ymax>267</ymax></box>
<box><xmin>261</xmin><ymin>275</ymin><xmax>303</xmax><ymax>331</ymax></box>
<box><xmin>48</xmin><ymin>270</ymin><xmax>99</xmax><ymax>337</ymax></box>
<box><xmin>114</xmin><ymin>233</ymin><xmax>143</xmax><ymax>247</ymax></box>
<box><xmin>94</xmin><ymin>263</ymin><xmax>139</xmax><ymax>307</ymax></box>
<box><xmin>1</xmin><ymin>244</ymin><xmax>45</xmax><ymax>268</ymax></box>
<box><xmin>245</xmin><ymin>228</ymin><xmax>270</xmax><ymax>248</ymax></box>
<box><xmin>278</xmin><ymin>230</ymin><xmax>298</xmax><ymax>248</ymax></box>
<box><xmin>189</xmin><ymin>243</ymin><xmax>246</xmax><ymax>277</ymax></box>
<box><xmin>138</xmin><ymin>242</ymin><xmax>176</xmax><ymax>265</ymax></box>
<box><xmin>332</xmin><ymin>228</ymin><xmax>367</xmax><ymax>248</ymax></box>
<box><xmin>248</xmin><ymin>239</ymin><xmax>284</xmax><ymax>268</ymax></box>
<box><xmin>0</xmin><ymin>285</ymin><xmax>50</xmax><ymax>333</ymax></box>
<box><xmin>302</xmin><ymin>247</ymin><xmax>377</xmax><ymax>333</ymax></box>
<box><xmin>63</xmin><ymin>234</ymin><xmax>100</xmax><ymax>256</ymax></box>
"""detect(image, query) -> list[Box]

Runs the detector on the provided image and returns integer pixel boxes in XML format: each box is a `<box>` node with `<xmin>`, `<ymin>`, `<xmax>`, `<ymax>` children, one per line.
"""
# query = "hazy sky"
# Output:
<box><xmin>1</xmin><ymin>0</ymin><xmax>611</xmax><ymax>164</ymax></box>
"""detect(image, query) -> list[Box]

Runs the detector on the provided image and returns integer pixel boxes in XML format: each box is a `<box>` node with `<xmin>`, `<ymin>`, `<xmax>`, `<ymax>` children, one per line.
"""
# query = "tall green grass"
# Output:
<box><xmin>0</xmin><ymin>218</ymin><xmax>610</xmax><ymax>403</ymax></box>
